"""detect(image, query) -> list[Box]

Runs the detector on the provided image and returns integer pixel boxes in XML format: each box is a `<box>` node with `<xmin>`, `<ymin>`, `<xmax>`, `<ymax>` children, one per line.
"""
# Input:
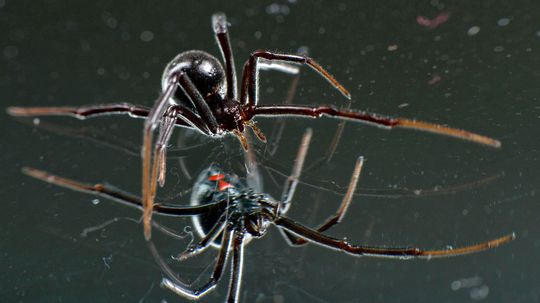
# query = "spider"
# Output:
<box><xmin>22</xmin><ymin>129</ymin><xmax>513</xmax><ymax>303</ymax></box>
<box><xmin>8</xmin><ymin>13</ymin><xmax>502</xmax><ymax>240</ymax></box>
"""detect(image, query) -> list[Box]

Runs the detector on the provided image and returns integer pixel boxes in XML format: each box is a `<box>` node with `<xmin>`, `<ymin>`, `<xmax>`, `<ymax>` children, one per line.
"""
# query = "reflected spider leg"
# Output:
<box><xmin>281</xmin><ymin>156</ymin><xmax>364</xmax><ymax>246</ymax></box>
<box><xmin>279</xmin><ymin>128</ymin><xmax>313</xmax><ymax>214</ymax></box>
<box><xmin>21</xmin><ymin>167</ymin><xmax>227</xmax><ymax>217</ymax></box>
<box><xmin>154</xmin><ymin>225</ymin><xmax>234</xmax><ymax>300</ymax></box>
<box><xmin>177</xmin><ymin>213</ymin><xmax>227</xmax><ymax>261</ymax></box>
<box><xmin>20</xmin><ymin>127</ymin><xmax>514</xmax><ymax>303</ymax></box>
<box><xmin>228</xmin><ymin>230</ymin><xmax>246</xmax><ymax>303</ymax></box>
<box><xmin>273</xmin><ymin>214</ymin><xmax>515</xmax><ymax>259</ymax></box>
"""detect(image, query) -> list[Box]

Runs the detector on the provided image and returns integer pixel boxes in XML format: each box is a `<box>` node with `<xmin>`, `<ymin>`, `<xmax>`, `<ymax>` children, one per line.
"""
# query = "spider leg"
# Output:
<box><xmin>155</xmin><ymin>110</ymin><xmax>178</xmax><ymax>188</ymax></box>
<box><xmin>143</xmin><ymin>73</ymin><xmax>221</xmax><ymax>240</ymax></box>
<box><xmin>273</xmin><ymin>214</ymin><xmax>515</xmax><ymax>258</ymax></box>
<box><xmin>177</xmin><ymin>74</ymin><xmax>219</xmax><ymax>134</ymax></box>
<box><xmin>279</xmin><ymin>128</ymin><xmax>313</xmax><ymax>214</ymax></box>
<box><xmin>320</xmin><ymin>100</ymin><xmax>351</xmax><ymax>164</ymax></box>
<box><xmin>8</xmin><ymin>103</ymin><xmax>216</xmax><ymax>159</ymax></box>
<box><xmin>155</xmin><ymin>225</ymin><xmax>233</xmax><ymax>300</ymax></box>
<box><xmin>7</xmin><ymin>103</ymin><xmax>186</xmax><ymax>126</ymax></box>
<box><xmin>21</xmin><ymin>167</ymin><xmax>226</xmax><ymax>217</ymax></box>
<box><xmin>212</xmin><ymin>12</ymin><xmax>238</xmax><ymax>99</ymax></box>
<box><xmin>152</xmin><ymin>102</ymin><xmax>217</xmax><ymax>203</ymax></box>
<box><xmin>251</xmin><ymin>105</ymin><xmax>501</xmax><ymax>148</ymax></box>
<box><xmin>282</xmin><ymin>156</ymin><xmax>364</xmax><ymax>246</ymax></box>
<box><xmin>142</xmin><ymin>72</ymin><xmax>180</xmax><ymax>240</ymax></box>
<box><xmin>240</xmin><ymin>50</ymin><xmax>351</xmax><ymax>111</ymax></box>
<box><xmin>258</xmin><ymin>59</ymin><xmax>300</xmax><ymax>74</ymax></box>
<box><xmin>277</xmin><ymin>128</ymin><xmax>313</xmax><ymax>245</ymax></box>
<box><xmin>226</xmin><ymin>230</ymin><xmax>246</xmax><ymax>303</ymax></box>
<box><xmin>243</xmin><ymin>131</ymin><xmax>263</xmax><ymax>191</ymax></box>
<box><xmin>177</xmin><ymin>214</ymin><xmax>227</xmax><ymax>261</ymax></box>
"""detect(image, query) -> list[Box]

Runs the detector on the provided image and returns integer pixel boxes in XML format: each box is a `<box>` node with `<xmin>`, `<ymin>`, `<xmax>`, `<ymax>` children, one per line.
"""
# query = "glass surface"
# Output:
<box><xmin>1</xmin><ymin>1</ymin><xmax>538</xmax><ymax>302</ymax></box>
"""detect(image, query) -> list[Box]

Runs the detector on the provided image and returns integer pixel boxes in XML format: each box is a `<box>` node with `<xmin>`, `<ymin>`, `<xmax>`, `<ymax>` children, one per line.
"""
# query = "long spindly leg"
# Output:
<box><xmin>143</xmin><ymin>71</ymin><xmax>179</xmax><ymax>240</ymax></box>
<box><xmin>155</xmin><ymin>112</ymin><xmax>178</xmax><ymax>188</ymax></box>
<box><xmin>7</xmin><ymin>103</ymin><xmax>215</xmax><ymax>158</ymax></box>
<box><xmin>226</xmin><ymin>230</ymin><xmax>246</xmax><ymax>303</ymax></box>
<box><xmin>21</xmin><ymin>167</ymin><xmax>227</xmax><ymax>217</ymax></box>
<box><xmin>7</xmin><ymin>102</ymin><xmax>212</xmax><ymax>135</ymax></box>
<box><xmin>240</xmin><ymin>50</ymin><xmax>351</xmax><ymax>111</ymax></box>
<box><xmin>282</xmin><ymin>156</ymin><xmax>364</xmax><ymax>246</ymax></box>
<box><xmin>148</xmin><ymin>98</ymin><xmax>215</xmax><ymax>202</ymax></box>
<box><xmin>8</xmin><ymin>103</ymin><xmax>158</xmax><ymax>121</ymax></box>
<box><xmin>176</xmin><ymin>214</ymin><xmax>227</xmax><ymax>261</ymax></box>
<box><xmin>143</xmin><ymin>72</ymin><xmax>220</xmax><ymax>240</ymax></box>
<box><xmin>279</xmin><ymin>128</ymin><xmax>313</xmax><ymax>213</ymax></box>
<box><xmin>155</xmin><ymin>226</ymin><xmax>233</xmax><ymax>300</ymax></box>
<box><xmin>212</xmin><ymin>12</ymin><xmax>238</xmax><ymax>99</ymax></box>
<box><xmin>274</xmin><ymin>214</ymin><xmax>515</xmax><ymax>259</ymax></box>
<box><xmin>251</xmin><ymin>105</ymin><xmax>502</xmax><ymax>148</ymax></box>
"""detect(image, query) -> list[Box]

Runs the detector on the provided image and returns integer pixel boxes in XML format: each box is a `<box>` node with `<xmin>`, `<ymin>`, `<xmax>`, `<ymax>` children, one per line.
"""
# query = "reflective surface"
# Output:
<box><xmin>1</xmin><ymin>1</ymin><xmax>538</xmax><ymax>302</ymax></box>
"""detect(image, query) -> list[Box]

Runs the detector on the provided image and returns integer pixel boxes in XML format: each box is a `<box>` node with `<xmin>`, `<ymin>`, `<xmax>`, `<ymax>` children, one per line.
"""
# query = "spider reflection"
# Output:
<box><xmin>22</xmin><ymin>129</ymin><xmax>513</xmax><ymax>302</ymax></box>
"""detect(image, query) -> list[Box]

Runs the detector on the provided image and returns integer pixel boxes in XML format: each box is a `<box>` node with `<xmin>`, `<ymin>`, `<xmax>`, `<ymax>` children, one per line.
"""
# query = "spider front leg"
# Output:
<box><xmin>212</xmin><ymin>12</ymin><xmax>238</xmax><ymax>99</ymax></box>
<box><xmin>143</xmin><ymin>73</ymin><xmax>220</xmax><ymax>240</ymax></box>
<box><xmin>142</xmin><ymin>72</ymin><xmax>180</xmax><ymax>240</ymax></box>
<box><xmin>7</xmin><ymin>103</ymin><xmax>153</xmax><ymax>119</ymax></box>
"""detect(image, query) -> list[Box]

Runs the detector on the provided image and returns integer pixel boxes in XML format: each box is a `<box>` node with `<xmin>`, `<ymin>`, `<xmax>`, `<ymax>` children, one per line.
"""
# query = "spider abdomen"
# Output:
<box><xmin>162</xmin><ymin>50</ymin><xmax>226</xmax><ymax>104</ymax></box>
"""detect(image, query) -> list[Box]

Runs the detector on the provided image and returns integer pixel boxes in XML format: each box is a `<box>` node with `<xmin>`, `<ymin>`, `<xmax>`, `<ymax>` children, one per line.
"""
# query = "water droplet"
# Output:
<box><xmin>497</xmin><ymin>18</ymin><xmax>510</xmax><ymax>27</ymax></box>
<box><xmin>140</xmin><ymin>30</ymin><xmax>154</xmax><ymax>42</ymax></box>
<box><xmin>3</xmin><ymin>45</ymin><xmax>18</xmax><ymax>59</ymax></box>
<box><xmin>493</xmin><ymin>46</ymin><xmax>505</xmax><ymax>52</ymax></box>
<box><xmin>467</xmin><ymin>26</ymin><xmax>480</xmax><ymax>36</ymax></box>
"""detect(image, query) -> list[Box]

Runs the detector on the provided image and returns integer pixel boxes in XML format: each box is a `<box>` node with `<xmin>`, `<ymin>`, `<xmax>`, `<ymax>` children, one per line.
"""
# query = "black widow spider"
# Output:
<box><xmin>22</xmin><ymin>128</ymin><xmax>513</xmax><ymax>303</ymax></box>
<box><xmin>8</xmin><ymin>13</ymin><xmax>502</xmax><ymax>240</ymax></box>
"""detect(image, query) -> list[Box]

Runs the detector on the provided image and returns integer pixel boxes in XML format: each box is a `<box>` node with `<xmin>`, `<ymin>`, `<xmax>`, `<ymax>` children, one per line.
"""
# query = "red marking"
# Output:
<box><xmin>417</xmin><ymin>12</ymin><xmax>450</xmax><ymax>29</ymax></box>
<box><xmin>218</xmin><ymin>180</ymin><xmax>233</xmax><ymax>191</ymax></box>
<box><xmin>208</xmin><ymin>173</ymin><xmax>225</xmax><ymax>181</ymax></box>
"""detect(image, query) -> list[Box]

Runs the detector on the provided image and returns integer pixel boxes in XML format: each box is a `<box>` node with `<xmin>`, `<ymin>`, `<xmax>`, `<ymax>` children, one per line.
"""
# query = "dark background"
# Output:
<box><xmin>1</xmin><ymin>1</ymin><xmax>538</xmax><ymax>302</ymax></box>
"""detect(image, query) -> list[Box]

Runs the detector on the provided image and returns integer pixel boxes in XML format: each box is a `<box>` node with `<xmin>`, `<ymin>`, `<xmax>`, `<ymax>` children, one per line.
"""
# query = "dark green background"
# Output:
<box><xmin>1</xmin><ymin>1</ymin><xmax>538</xmax><ymax>302</ymax></box>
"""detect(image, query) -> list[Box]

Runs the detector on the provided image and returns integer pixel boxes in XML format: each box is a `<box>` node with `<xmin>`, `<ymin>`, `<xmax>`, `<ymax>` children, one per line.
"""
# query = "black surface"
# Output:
<box><xmin>1</xmin><ymin>1</ymin><xmax>538</xmax><ymax>302</ymax></box>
